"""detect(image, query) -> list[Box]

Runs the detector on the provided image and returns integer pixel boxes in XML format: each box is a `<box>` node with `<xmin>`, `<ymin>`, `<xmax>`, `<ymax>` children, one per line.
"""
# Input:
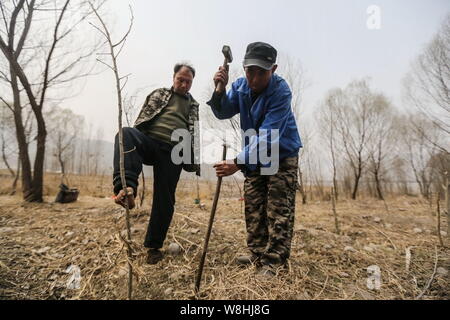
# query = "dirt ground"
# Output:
<box><xmin>0</xmin><ymin>179</ymin><xmax>449</xmax><ymax>300</ymax></box>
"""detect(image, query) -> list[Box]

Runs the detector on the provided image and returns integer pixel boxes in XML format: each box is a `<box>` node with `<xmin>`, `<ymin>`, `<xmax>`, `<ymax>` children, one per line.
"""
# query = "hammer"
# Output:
<box><xmin>215</xmin><ymin>45</ymin><xmax>233</xmax><ymax>93</ymax></box>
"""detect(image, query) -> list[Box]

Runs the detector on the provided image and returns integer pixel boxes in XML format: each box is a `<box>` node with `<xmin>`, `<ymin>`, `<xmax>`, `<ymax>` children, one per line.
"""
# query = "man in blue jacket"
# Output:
<box><xmin>207</xmin><ymin>42</ymin><xmax>302</xmax><ymax>277</ymax></box>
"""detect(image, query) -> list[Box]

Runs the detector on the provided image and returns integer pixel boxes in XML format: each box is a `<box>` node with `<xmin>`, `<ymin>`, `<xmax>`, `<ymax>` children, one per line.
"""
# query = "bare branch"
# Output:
<box><xmin>14</xmin><ymin>0</ymin><xmax>35</xmax><ymax>58</ymax></box>
<box><xmin>38</xmin><ymin>0</ymin><xmax>71</xmax><ymax>109</ymax></box>
<box><xmin>112</xmin><ymin>5</ymin><xmax>134</xmax><ymax>49</ymax></box>
<box><xmin>0</xmin><ymin>97</ymin><xmax>14</xmax><ymax>112</ymax></box>
<box><xmin>96</xmin><ymin>58</ymin><xmax>114</xmax><ymax>71</ymax></box>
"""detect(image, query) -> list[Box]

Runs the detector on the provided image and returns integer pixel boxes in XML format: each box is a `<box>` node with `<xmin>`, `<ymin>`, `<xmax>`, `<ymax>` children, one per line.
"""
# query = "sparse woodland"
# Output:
<box><xmin>0</xmin><ymin>2</ymin><xmax>448</xmax><ymax>300</ymax></box>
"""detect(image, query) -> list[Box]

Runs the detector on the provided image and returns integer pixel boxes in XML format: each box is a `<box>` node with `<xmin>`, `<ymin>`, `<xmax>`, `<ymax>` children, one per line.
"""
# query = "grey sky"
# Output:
<box><xmin>65</xmin><ymin>0</ymin><xmax>449</xmax><ymax>142</ymax></box>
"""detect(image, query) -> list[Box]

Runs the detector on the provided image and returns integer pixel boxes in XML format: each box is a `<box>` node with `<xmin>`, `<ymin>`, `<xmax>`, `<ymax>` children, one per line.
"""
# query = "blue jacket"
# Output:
<box><xmin>207</xmin><ymin>73</ymin><xmax>302</xmax><ymax>173</ymax></box>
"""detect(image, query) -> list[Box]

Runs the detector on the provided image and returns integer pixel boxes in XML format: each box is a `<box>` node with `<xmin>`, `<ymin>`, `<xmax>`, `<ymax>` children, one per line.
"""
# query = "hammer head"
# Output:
<box><xmin>222</xmin><ymin>45</ymin><xmax>233</xmax><ymax>63</ymax></box>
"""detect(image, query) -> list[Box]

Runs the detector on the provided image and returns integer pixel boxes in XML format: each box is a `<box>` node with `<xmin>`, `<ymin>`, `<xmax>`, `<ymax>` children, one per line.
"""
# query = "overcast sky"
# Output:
<box><xmin>64</xmin><ymin>0</ymin><xmax>449</xmax><ymax>143</ymax></box>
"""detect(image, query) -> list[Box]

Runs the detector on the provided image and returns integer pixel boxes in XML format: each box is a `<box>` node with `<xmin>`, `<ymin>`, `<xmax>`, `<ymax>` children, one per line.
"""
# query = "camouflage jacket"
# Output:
<box><xmin>134</xmin><ymin>88</ymin><xmax>201</xmax><ymax>176</ymax></box>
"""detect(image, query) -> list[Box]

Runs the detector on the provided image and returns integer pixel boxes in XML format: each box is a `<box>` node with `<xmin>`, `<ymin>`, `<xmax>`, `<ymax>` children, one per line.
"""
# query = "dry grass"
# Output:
<box><xmin>0</xmin><ymin>173</ymin><xmax>449</xmax><ymax>300</ymax></box>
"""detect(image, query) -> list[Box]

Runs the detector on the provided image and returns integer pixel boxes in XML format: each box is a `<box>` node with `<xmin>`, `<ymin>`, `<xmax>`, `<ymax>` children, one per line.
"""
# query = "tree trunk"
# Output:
<box><xmin>374</xmin><ymin>171</ymin><xmax>384</xmax><ymax>200</ymax></box>
<box><xmin>351</xmin><ymin>172</ymin><xmax>362</xmax><ymax>200</ymax></box>
<box><xmin>330</xmin><ymin>124</ymin><xmax>338</xmax><ymax>201</ymax></box>
<box><xmin>332</xmin><ymin>171</ymin><xmax>338</xmax><ymax>202</ymax></box>
<box><xmin>5</xmin><ymin>43</ymin><xmax>44</xmax><ymax>202</ymax></box>
<box><xmin>58</xmin><ymin>149</ymin><xmax>65</xmax><ymax>185</ymax></box>
<box><xmin>1</xmin><ymin>134</ymin><xmax>15</xmax><ymax>177</ymax></box>
<box><xmin>331</xmin><ymin>187</ymin><xmax>340</xmax><ymax>234</ymax></box>
<box><xmin>10</xmin><ymin>66</ymin><xmax>33</xmax><ymax>200</ymax></box>
<box><xmin>11</xmin><ymin>156</ymin><xmax>21</xmax><ymax>195</ymax></box>
<box><xmin>28</xmin><ymin>111</ymin><xmax>46</xmax><ymax>202</ymax></box>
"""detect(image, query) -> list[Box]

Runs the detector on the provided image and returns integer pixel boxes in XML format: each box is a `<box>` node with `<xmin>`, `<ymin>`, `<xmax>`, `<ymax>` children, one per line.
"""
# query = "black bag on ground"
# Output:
<box><xmin>55</xmin><ymin>184</ymin><xmax>79</xmax><ymax>203</ymax></box>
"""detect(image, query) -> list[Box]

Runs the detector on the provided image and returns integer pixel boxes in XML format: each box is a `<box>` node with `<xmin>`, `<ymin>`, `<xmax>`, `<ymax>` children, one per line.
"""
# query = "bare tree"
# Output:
<box><xmin>317</xmin><ymin>89</ymin><xmax>343</xmax><ymax>201</ymax></box>
<box><xmin>0</xmin><ymin>0</ymin><xmax>104</xmax><ymax>201</ymax></box>
<box><xmin>277</xmin><ymin>54</ymin><xmax>310</xmax><ymax>203</ymax></box>
<box><xmin>365</xmin><ymin>94</ymin><xmax>396</xmax><ymax>200</ymax></box>
<box><xmin>390</xmin><ymin>156</ymin><xmax>411</xmax><ymax>195</ymax></box>
<box><xmin>92</xmin><ymin>127</ymin><xmax>104</xmax><ymax>176</ymax></box>
<box><xmin>333</xmin><ymin>79</ymin><xmax>383</xmax><ymax>199</ymax></box>
<box><xmin>81</xmin><ymin>122</ymin><xmax>93</xmax><ymax>175</ymax></box>
<box><xmin>89</xmin><ymin>2</ymin><xmax>134</xmax><ymax>300</ymax></box>
<box><xmin>427</xmin><ymin>151</ymin><xmax>450</xmax><ymax>201</ymax></box>
<box><xmin>399</xmin><ymin>114</ymin><xmax>439</xmax><ymax>199</ymax></box>
<box><xmin>46</xmin><ymin>106</ymin><xmax>84</xmax><ymax>184</ymax></box>
<box><xmin>296</xmin><ymin>126</ymin><xmax>313</xmax><ymax>204</ymax></box>
<box><xmin>403</xmin><ymin>14</ymin><xmax>450</xmax><ymax>154</ymax></box>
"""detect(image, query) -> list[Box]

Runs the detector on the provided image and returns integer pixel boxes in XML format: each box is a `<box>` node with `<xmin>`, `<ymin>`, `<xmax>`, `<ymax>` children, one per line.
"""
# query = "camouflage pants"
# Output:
<box><xmin>244</xmin><ymin>156</ymin><xmax>298</xmax><ymax>266</ymax></box>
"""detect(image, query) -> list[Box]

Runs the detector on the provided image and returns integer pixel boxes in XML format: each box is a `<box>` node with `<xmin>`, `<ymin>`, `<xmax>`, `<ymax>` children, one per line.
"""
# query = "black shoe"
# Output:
<box><xmin>236</xmin><ymin>254</ymin><xmax>260</xmax><ymax>265</ymax></box>
<box><xmin>146</xmin><ymin>249</ymin><xmax>163</xmax><ymax>265</ymax></box>
<box><xmin>256</xmin><ymin>265</ymin><xmax>276</xmax><ymax>279</ymax></box>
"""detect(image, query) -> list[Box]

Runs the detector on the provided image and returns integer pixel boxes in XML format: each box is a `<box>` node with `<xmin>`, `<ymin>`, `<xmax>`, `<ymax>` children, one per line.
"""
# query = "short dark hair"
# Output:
<box><xmin>174</xmin><ymin>62</ymin><xmax>195</xmax><ymax>78</ymax></box>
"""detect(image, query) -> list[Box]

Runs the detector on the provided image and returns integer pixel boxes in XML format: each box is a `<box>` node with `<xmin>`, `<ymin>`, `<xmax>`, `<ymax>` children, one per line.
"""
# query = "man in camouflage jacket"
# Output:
<box><xmin>113</xmin><ymin>63</ymin><xmax>200</xmax><ymax>264</ymax></box>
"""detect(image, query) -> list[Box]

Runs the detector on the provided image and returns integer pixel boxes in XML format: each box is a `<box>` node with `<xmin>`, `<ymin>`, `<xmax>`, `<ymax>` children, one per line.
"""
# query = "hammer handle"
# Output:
<box><xmin>215</xmin><ymin>58</ymin><xmax>229</xmax><ymax>93</ymax></box>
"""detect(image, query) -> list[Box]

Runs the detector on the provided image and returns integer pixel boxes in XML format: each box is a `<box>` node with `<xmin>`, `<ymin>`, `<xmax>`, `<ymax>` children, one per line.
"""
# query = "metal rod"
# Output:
<box><xmin>195</xmin><ymin>144</ymin><xmax>227</xmax><ymax>296</ymax></box>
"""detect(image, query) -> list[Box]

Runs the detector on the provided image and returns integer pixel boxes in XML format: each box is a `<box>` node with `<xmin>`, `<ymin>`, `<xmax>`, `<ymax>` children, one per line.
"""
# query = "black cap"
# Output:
<box><xmin>243</xmin><ymin>42</ymin><xmax>277</xmax><ymax>70</ymax></box>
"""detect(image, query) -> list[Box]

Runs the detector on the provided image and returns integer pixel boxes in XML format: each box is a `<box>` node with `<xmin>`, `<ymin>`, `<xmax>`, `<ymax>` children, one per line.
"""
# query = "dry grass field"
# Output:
<box><xmin>0</xmin><ymin>172</ymin><xmax>449</xmax><ymax>300</ymax></box>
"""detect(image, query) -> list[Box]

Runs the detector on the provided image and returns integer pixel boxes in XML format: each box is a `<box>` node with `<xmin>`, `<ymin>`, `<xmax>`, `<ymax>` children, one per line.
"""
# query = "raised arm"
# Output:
<box><xmin>206</xmin><ymin>67</ymin><xmax>240</xmax><ymax>120</ymax></box>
